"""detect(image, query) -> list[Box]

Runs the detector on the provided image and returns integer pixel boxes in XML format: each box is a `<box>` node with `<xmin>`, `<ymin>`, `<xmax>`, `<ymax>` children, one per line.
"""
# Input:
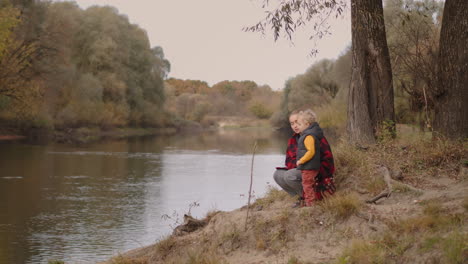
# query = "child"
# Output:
<box><xmin>295</xmin><ymin>109</ymin><xmax>324</xmax><ymax>206</ymax></box>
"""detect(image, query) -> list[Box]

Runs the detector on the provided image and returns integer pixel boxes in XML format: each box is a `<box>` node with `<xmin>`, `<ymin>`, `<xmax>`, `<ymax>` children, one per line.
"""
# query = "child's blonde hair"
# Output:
<box><xmin>298</xmin><ymin>109</ymin><xmax>317</xmax><ymax>125</ymax></box>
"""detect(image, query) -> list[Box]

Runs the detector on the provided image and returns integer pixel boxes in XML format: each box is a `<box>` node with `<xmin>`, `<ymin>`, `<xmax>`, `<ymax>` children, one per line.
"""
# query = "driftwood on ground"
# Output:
<box><xmin>366</xmin><ymin>166</ymin><xmax>393</xmax><ymax>204</ymax></box>
<box><xmin>366</xmin><ymin>165</ymin><xmax>423</xmax><ymax>204</ymax></box>
<box><xmin>173</xmin><ymin>214</ymin><xmax>207</xmax><ymax>236</ymax></box>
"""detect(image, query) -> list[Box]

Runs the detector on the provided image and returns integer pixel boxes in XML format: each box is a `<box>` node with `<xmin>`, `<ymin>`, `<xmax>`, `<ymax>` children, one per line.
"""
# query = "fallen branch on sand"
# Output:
<box><xmin>366</xmin><ymin>191</ymin><xmax>392</xmax><ymax>204</ymax></box>
<box><xmin>366</xmin><ymin>165</ymin><xmax>423</xmax><ymax>204</ymax></box>
<box><xmin>173</xmin><ymin>214</ymin><xmax>207</xmax><ymax>236</ymax></box>
<box><xmin>366</xmin><ymin>166</ymin><xmax>393</xmax><ymax>204</ymax></box>
<box><xmin>390</xmin><ymin>178</ymin><xmax>424</xmax><ymax>193</ymax></box>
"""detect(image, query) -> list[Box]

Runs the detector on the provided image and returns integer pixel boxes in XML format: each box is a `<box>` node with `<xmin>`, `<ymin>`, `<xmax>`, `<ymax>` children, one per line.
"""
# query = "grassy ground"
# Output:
<box><xmin>99</xmin><ymin>129</ymin><xmax>467</xmax><ymax>264</ymax></box>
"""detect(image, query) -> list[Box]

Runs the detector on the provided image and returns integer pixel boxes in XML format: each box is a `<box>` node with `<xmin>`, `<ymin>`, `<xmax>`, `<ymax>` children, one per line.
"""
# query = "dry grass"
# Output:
<box><xmin>185</xmin><ymin>250</ymin><xmax>227</xmax><ymax>264</ymax></box>
<box><xmin>335</xmin><ymin>239</ymin><xmax>386</xmax><ymax>264</ymax></box>
<box><xmin>152</xmin><ymin>248</ymin><xmax>227</xmax><ymax>264</ymax></box>
<box><xmin>218</xmin><ymin>224</ymin><xmax>242</xmax><ymax>253</ymax></box>
<box><xmin>251</xmin><ymin>216</ymin><xmax>274</xmax><ymax>250</ymax></box>
<box><xmin>386</xmin><ymin>136</ymin><xmax>466</xmax><ymax>178</ymax></box>
<box><xmin>154</xmin><ymin>236</ymin><xmax>177</xmax><ymax>259</ymax></box>
<box><xmin>251</xmin><ymin>185</ymin><xmax>292</xmax><ymax>208</ymax></box>
<box><xmin>287</xmin><ymin>256</ymin><xmax>313</xmax><ymax>264</ymax></box>
<box><xmin>109</xmin><ymin>255</ymin><xmax>147</xmax><ymax>264</ymax></box>
<box><xmin>441</xmin><ymin>231</ymin><xmax>468</xmax><ymax>264</ymax></box>
<box><xmin>379</xmin><ymin>231</ymin><xmax>414</xmax><ymax>257</ymax></box>
<box><xmin>269</xmin><ymin>209</ymin><xmax>293</xmax><ymax>249</ymax></box>
<box><xmin>320</xmin><ymin>192</ymin><xmax>362</xmax><ymax>220</ymax></box>
<box><xmin>316</xmin><ymin>100</ymin><xmax>347</xmax><ymax>134</ymax></box>
<box><xmin>391</xmin><ymin>203</ymin><xmax>464</xmax><ymax>234</ymax></box>
<box><xmin>333</xmin><ymin>140</ymin><xmax>373</xmax><ymax>189</ymax></box>
<box><xmin>331</xmin><ymin>134</ymin><xmax>467</xmax><ymax>197</ymax></box>
<box><xmin>204</xmin><ymin>210</ymin><xmax>221</xmax><ymax>222</ymax></box>
<box><xmin>151</xmin><ymin>234</ymin><xmax>227</xmax><ymax>264</ymax></box>
<box><xmin>249</xmin><ymin>208</ymin><xmax>296</xmax><ymax>252</ymax></box>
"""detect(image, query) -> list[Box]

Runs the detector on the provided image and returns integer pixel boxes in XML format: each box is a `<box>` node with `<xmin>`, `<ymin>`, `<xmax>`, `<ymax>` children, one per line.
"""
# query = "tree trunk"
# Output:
<box><xmin>347</xmin><ymin>0</ymin><xmax>395</xmax><ymax>145</ymax></box>
<box><xmin>433</xmin><ymin>0</ymin><xmax>468</xmax><ymax>139</ymax></box>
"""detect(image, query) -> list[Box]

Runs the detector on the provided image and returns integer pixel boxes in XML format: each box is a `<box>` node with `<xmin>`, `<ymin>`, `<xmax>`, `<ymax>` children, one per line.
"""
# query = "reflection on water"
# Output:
<box><xmin>0</xmin><ymin>128</ymin><xmax>287</xmax><ymax>263</ymax></box>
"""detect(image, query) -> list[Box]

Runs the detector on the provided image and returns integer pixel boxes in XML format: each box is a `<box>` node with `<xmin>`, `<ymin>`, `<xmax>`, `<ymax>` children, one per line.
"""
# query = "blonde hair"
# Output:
<box><xmin>298</xmin><ymin>109</ymin><xmax>317</xmax><ymax>124</ymax></box>
<box><xmin>289</xmin><ymin>109</ymin><xmax>300</xmax><ymax>117</ymax></box>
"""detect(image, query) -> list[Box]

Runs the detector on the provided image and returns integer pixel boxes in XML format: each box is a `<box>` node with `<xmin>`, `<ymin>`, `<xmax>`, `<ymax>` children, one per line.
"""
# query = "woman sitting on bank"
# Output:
<box><xmin>273</xmin><ymin>110</ymin><xmax>336</xmax><ymax>207</ymax></box>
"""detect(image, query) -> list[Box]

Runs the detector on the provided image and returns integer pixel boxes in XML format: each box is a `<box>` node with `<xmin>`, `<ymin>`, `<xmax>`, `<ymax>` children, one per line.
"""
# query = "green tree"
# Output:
<box><xmin>250</xmin><ymin>102</ymin><xmax>273</xmax><ymax>119</ymax></box>
<box><xmin>286</xmin><ymin>59</ymin><xmax>339</xmax><ymax>111</ymax></box>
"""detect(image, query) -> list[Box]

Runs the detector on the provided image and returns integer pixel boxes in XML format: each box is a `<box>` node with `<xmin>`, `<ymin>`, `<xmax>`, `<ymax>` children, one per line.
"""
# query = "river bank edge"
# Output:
<box><xmin>99</xmin><ymin>137</ymin><xmax>467</xmax><ymax>264</ymax></box>
<box><xmin>0</xmin><ymin>126</ymin><xmax>181</xmax><ymax>144</ymax></box>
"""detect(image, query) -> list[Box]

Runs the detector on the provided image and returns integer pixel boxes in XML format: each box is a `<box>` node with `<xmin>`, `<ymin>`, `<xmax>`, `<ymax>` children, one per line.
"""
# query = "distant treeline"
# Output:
<box><xmin>164</xmin><ymin>79</ymin><xmax>281</xmax><ymax>125</ymax></box>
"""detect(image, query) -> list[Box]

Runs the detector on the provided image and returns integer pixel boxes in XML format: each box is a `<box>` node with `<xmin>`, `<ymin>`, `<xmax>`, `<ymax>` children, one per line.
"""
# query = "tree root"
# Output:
<box><xmin>390</xmin><ymin>178</ymin><xmax>424</xmax><ymax>193</ymax></box>
<box><xmin>366</xmin><ymin>165</ymin><xmax>422</xmax><ymax>204</ymax></box>
<box><xmin>366</xmin><ymin>191</ymin><xmax>391</xmax><ymax>204</ymax></box>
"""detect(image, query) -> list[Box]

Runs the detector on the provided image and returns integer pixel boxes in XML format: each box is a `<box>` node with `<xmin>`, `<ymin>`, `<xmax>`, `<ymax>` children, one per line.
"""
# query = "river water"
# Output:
<box><xmin>0</xmin><ymin>128</ymin><xmax>287</xmax><ymax>264</ymax></box>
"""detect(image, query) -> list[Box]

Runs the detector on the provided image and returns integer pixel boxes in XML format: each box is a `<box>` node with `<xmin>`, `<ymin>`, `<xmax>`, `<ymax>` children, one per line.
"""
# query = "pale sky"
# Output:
<box><xmin>70</xmin><ymin>0</ymin><xmax>351</xmax><ymax>90</ymax></box>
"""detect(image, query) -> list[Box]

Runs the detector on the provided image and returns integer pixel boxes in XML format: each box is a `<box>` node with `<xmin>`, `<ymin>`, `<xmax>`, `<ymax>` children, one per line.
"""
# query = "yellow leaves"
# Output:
<box><xmin>0</xmin><ymin>4</ymin><xmax>42</xmax><ymax>105</ymax></box>
<box><xmin>0</xmin><ymin>81</ymin><xmax>44</xmax><ymax>122</ymax></box>
<box><xmin>0</xmin><ymin>4</ymin><xmax>20</xmax><ymax>59</ymax></box>
<box><xmin>0</xmin><ymin>38</ymin><xmax>39</xmax><ymax>99</ymax></box>
<box><xmin>0</xmin><ymin>4</ymin><xmax>46</xmax><ymax>126</ymax></box>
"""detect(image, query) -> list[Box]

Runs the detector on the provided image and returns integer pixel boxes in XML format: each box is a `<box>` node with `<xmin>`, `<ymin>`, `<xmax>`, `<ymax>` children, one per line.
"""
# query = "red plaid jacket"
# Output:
<box><xmin>285</xmin><ymin>134</ymin><xmax>299</xmax><ymax>170</ymax></box>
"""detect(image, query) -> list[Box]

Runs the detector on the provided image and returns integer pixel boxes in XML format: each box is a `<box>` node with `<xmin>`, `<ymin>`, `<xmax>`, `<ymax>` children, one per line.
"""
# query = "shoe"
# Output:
<box><xmin>292</xmin><ymin>197</ymin><xmax>304</xmax><ymax>208</ymax></box>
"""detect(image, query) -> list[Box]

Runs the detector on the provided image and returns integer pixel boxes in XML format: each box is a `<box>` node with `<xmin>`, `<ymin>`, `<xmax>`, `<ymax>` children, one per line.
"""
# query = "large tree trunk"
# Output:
<box><xmin>433</xmin><ymin>0</ymin><xmax>468</xmax><ymax>139</ymax></box>
<box><xmin>347</xmin><ymin>0</ymin><xmax>395</xmax><ymax>145</ymax></box>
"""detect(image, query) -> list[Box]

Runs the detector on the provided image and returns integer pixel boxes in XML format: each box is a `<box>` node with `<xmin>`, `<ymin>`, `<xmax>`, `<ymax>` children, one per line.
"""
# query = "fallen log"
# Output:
<box><xmin>173</xmin><ymin>214</ymin><xmax>207</xmax><ymax>236</ymax></box>
<box><xmin>366</xmin><ymin>191</ymin><xmax>391</xmax><ymax>204</ymax></box>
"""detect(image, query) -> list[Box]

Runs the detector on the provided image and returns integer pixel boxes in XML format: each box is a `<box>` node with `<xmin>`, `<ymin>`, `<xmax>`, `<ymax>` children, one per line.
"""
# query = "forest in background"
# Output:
<box><xmin>271</xmin><ymin>0</ymin><xmax>445</xmax><ymax>135</ymax></box>
<box><xmin>1</xmin><ymin>0</ymin><xmax>170</xmax><ymax>132</ymax></box>
<box><xmin>0</xmin><ymin>0</ymin><xmax>463</xmax><ymax>142</ymax></box>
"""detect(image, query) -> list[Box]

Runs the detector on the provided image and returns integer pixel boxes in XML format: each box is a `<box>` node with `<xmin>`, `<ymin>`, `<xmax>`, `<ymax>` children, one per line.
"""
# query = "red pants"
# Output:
<box><xmin>302</xmin><ymin>170</ymin><xmax>319</xmax><ymax>206</ymax></box>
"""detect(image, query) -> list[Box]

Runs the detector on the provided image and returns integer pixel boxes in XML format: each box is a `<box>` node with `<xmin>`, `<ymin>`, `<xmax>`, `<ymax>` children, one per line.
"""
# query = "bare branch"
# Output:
<box><xmin>244</xmin><ymin>0</ymin><xmax>347</xmax><ymax>51</ymax></box>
